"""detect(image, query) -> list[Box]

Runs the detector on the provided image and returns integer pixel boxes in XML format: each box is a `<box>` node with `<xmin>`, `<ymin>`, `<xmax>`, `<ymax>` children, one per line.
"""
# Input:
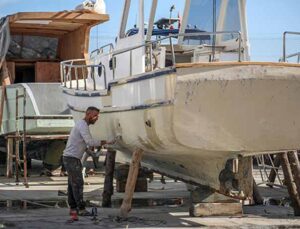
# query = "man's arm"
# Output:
<box><xmin>79</xmin><ymin>124</ymin><xmax>101</xmax><ymax>147</ymax></box>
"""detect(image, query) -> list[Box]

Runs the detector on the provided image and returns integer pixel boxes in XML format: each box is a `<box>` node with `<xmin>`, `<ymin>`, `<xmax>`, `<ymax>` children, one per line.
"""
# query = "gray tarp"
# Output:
<box><xmin>0</xmin><ymin>16</ymin><xmax>10</xmax><ymax>70</ymax></box>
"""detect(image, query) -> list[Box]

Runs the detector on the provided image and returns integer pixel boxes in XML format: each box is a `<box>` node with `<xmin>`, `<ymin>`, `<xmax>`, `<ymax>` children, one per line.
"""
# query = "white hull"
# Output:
<box><xmin>1</xmin><ymin>83</ymin><xmax>73</xmax><ymax>135</ymax></box>
<box><xmin>63</xmin><ymin>62</ymin><xmax>300</xmax><ymax>189</ymax></box>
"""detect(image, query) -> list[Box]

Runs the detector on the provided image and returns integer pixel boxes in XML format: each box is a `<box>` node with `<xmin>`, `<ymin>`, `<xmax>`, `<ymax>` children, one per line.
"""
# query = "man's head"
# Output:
<box><xmin>84</xmin><ymin>107</ymin><xmax>100</xmax><ymax>125</ymax></box>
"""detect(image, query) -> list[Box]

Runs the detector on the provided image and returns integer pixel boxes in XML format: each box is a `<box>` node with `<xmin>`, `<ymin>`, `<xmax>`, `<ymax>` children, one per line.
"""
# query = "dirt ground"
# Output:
<box><xmin>0</xmin><ymin>160</ymin><xmax>299</xmax><ymax>228</ymax></box>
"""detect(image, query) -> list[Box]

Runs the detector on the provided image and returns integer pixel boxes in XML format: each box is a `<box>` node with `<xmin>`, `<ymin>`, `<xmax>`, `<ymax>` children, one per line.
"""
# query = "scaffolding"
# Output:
<box><xmin>254</xmin><ymin>154</ymin><xmax>284</xmax><ymax>187</ymax></box>
<box><xmin>4</xmin><ymin>86</ymin><xmax>72</xmax><ymax>187</ymax></box>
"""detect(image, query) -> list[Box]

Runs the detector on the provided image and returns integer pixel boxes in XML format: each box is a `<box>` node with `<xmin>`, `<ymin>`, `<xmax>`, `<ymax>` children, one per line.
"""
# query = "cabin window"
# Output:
<box><xmin>221</xmin><ymin>0</ymin><xmax>241</xmax><ymax>41</ymax></box>
<box><xmin>183</xmin><ymin>0</ymin><xmax>241</xmax><ymax>45</ymax></box>
<box><xmin>187</xmin><ymin>0</ymin><xmax>214</xmax><ymax>33</ymax></box>
<box><xmin>6</xmin><ymin>35</ymin><xmax>58</xmax><ymax>60</ymax></box>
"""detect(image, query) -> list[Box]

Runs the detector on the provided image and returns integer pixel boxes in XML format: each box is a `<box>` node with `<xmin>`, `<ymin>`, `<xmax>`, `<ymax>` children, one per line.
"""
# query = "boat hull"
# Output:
<box><xmin>64</xmin><ymin>62</ymin><xmax>300</xmax><ymax>190</ymax></box>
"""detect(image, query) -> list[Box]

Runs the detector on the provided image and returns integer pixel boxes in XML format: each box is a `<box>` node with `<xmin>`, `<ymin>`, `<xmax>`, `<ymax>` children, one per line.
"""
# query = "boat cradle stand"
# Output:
<box><xmin>189</xmin><ymin>156</ymin><xmax>255</xmax><ymax>217</ymax></box>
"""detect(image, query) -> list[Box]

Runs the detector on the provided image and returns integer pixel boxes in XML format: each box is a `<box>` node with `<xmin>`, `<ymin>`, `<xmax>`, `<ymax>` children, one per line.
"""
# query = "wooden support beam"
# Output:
<box><xmin>287</xmin><ymin>152</ymin><xmax>300</xmax><ymax>198</ymax></box>
<box><xmin>236</xmin><ymin>156</ymin><xmax>253</xmax><ymax>199</ymax></box>
<box><xmin>0</xmin><ymin>86</ymin><xmax>6</xmax><ymax>131</ymax></box>
<box><xmin>22</xmin><ymin>88</ymin><xmax>29</xmax><ymax>189</ymax></box>
<box><xmin>252</xmin><ymin>178</ymin><xmax>263</xmax><ymax>205</ymax></box>
<box><xmin>102</xmin><ymin>149</ymin><xmax>116</xmax><ymax>207</ymax></box>
<box><xmin>280</xmin><ymin>152</ymin><xmax>300</xmax><ymax>216</ymax></box>
<box><xmin>267</xmin><ymin>155</ymin><xmax>281</xmax><ymax>187</ymax></box>
<box><xmin>120</xmin><ymin>148</ymin><xmax>143</xmax><ymax>218</ymax></box>
<box><xmin>6</xmin><ymin>138</ymin><xmax>13</xmax><ymax>178</ymax></box>
<box><xmin>15</xmin><ymin>140</ymin><xmax>20</xmax><ymax>184</ymax></box>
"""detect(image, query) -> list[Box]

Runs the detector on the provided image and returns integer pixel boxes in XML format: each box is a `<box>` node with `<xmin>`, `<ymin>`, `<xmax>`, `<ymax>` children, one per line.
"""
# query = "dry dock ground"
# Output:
<box><xmin>0</xmin><ymin>160</ymin><xmax>299</xmax><ymax>228</ymax></box>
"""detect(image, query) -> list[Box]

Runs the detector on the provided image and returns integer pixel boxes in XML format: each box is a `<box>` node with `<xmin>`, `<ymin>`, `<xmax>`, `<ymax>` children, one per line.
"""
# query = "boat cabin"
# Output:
<box><xmin>4</xmin><ymin>10</ymin><xmax>109</xmax><ymax>85</ymax></box>
<box><xmin>61</xmin><ymin>0</ymin><xmax>249</xmax><ymax>91</ymax></box>
<box><xmin>111</xmin><ymin>0</ymin><xmax>249</xmax><ymax>80</ymax></box>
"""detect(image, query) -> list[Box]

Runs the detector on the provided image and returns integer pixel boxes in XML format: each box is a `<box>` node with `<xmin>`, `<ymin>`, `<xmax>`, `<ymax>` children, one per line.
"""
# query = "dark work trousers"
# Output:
<box><xmin>63</xmin><ymin>156</ymin><xmax>85</xmax><ymax>210</ymax></box>
<box><xmin>60</xmin><ymin>155</ymin><xmax>66</xmax><ymax>173</ymax></box>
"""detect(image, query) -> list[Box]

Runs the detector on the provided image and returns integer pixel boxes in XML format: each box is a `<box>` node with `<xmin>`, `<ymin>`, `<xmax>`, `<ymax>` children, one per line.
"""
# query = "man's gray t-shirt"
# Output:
<box><xmin>63</xmin><ymin>119</ymin><xmax>101</xmax><ymax>159</ymax></box>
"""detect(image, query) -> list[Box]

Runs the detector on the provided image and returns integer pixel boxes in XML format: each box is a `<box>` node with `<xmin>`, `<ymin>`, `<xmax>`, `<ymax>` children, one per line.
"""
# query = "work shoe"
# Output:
<box><xmin>60</xmin><ymin>171</ymin><xmax>68</xmax><ymax>177</ymax></box>
<box><xmin>69</xmin><ymin>210</ymin><xmax>78</xmax><ymax>221</ymax></box>
<box><xmin>78</xmin><ymin>208</ymin><xmax>93</xmax><ymax>216</ymax></box>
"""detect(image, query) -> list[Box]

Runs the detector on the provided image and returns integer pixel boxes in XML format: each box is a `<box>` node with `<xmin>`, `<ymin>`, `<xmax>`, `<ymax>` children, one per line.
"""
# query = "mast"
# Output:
<box><xmin>238</xmin><ymin>0</ymin><xmax>250</xmax><ymax>61</ymax></box>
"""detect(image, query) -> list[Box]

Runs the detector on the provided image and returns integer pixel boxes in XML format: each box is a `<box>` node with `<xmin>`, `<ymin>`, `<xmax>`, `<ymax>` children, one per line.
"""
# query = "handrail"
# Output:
<box><xmin>61</xmin><ymin>31</ymin><xmax>242</xmax><ymax>91</ymax></box>
<box><xmin>90</xmin><ymin>43</ymin><xmax>114</xmax><ymax>57</ymax></box>
<box><xmin>61</xmin><ymin>59</ymin><xmax>107</xmax><ymax>91</ymax></box>
<box><xmin>283</xmin><ymin>31</ymin><xmax>300</xmax><ymax>62</ymax></box>
<box><xmin>111</xmin><ymin>31</ymin><xmax>242</xmax><ymax>79</ymax></box>
<box><xmin>280</xmin><ymin>52</ymin><xmax>300</xmax><ymax>63</ymax></box>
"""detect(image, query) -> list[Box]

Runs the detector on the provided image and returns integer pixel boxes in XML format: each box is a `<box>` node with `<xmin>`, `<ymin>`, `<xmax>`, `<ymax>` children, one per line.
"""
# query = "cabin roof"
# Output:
<box><xmin>8</xmin><ymin>10</ymin><xmax>109</xmax><ymax>37</ymax></box>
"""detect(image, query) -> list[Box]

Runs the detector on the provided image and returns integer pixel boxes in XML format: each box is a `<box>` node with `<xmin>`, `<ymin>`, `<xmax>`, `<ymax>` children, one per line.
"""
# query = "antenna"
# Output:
<box><xmin>169</xmin><ymin>5</ymin><xmax>175</xmax><ymax>24</ymax></box>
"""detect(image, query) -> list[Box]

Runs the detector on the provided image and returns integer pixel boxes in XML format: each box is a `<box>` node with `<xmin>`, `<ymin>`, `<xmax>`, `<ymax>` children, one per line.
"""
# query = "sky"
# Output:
<box><xmin>0</xmin><ymin>0</ymin><xmax>300</xmax><ymax>62</ymax></box>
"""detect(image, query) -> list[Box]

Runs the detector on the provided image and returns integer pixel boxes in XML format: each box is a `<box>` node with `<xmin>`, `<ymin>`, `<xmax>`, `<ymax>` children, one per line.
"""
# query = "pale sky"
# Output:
<box><xmin>1</xmin><ymin>0</ymin><xmax>299</xmax><ymax>62</ymax></box>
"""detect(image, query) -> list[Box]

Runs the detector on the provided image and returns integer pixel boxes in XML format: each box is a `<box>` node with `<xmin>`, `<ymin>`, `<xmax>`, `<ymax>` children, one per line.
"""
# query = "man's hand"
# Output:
<box><xmin>100</xmin><ymin>139</ymin><xmax>116</xmax><ymax>148</ymax></box>
<box><xmin>107</xmin><ymin>139</ymin><xmax>116</xmax><ymax>145</ymax></box>
<box><xmin>100</xmin><ymin>140</ymin><xmax>107</xmax><ymax>146</ymax></box>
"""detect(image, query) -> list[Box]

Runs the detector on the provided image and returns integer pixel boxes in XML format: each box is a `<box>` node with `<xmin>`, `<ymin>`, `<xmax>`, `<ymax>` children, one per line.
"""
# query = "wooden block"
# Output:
<box><xmin>116</xmin><ymin>179</ymin><xmax>126</xmax><ymax>193</ymax></box>
<box><xmin>134</xmin><ymin>178</ymin><xmax>148</xmax><ymax>192</ymax></box>
<box><xmin>116</xmin><ymin>178</ymin><xmax>148</xmax><ymax>193</ymax></box>
<box><xmin>190</xmin><ymin>202</ymin><xmax>243</xmax><ymax>217</ymax></box>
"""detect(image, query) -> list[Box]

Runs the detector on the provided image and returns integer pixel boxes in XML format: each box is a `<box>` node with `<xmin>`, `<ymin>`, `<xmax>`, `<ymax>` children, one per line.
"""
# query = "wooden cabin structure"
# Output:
<box><xmin>0</xmin><ymin>10</ymin><xmax>109</xmax><ymax>185</ymax></box>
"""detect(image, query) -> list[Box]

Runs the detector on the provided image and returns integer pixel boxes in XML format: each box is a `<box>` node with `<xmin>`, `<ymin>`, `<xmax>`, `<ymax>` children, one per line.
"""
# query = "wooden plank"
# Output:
<box><xmin>35</xmin><ymin>62</ymin><xmax>61</xmax><ymax>82</ymax></box>
<box><xmin>287</xmin><ymin>152</ymin><xmax>300</xmax><ymax>198</ymax></box>
<box><xmin>190</xmin><ymin>203</ymin><xmax>242</xmax><ymax>217</ymax></box>
<box><xmin>0</xmin><ymin>86</ymin><xmax>7</xmax><ymax>131</ymax></box>
<box><xmin>9</xmin><ymin>59</ymin><xmax>59</xmax><ymax>63</ymax></box>
<box><xmin>6</xmin><ymin>62</ymin><xmax>15</xmax><ymax>83</ymax></box>
<box><xmin>120</xmin><ymin>148</ymin><xmax>143</xmax><ymax>218</ymax></box>
<box><xmin>10</xmin><ymin>25</ymin><xmax>74</xmax><ymax>33</ymax></box>
<box><xmin>280</xmin><ymin>152</ymin><xmax>300</xmax><ymax>216</ymax></box>
<box><xmin>102</xmin><ymin>149</ymin><xmax>116</xmax><ymax>207</ymax></box>
<box><xmin>236</xmin><ymin>156</ymin><xmax>253</xmax><ymax>198</ymax></box>
<box><xmin>15</xmin><ymin>140</ymin><xmax>20</xmax><ymax>184</ymax></box>
<box><xmin>6</xmin><ymin>138</ymin><xmax>14</xmax><ymax>178</ymax></box>
<box><xmin>10</xmin><ymin>21</ymin><xmax>82</xmax><ymax>31</ymax></box>
<box><xmin>58</xmin><ymin>25</ymin><xmax>89</xmax><ymax>60</ymax></box>
<box><xmin>267</xmin><ymin>155</ymin><xmax>281</xmax><ymax>187</ymax></box>
<box><xmin>9</xmin><ymin>12</ymin><xmax>109</xmax><ymax>25</ymax></box>
<box><xmin>0</xmin><ymin>61</ymin><xmax>9</xmax><ymax>132</ymax></box>
<box><xmin>11</xmin><ymin>29</ymin><xmax>68</xmax><ymax>36</ymax></box>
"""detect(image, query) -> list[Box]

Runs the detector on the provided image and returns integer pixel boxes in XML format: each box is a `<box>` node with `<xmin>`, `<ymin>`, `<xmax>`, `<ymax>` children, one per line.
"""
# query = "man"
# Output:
<box><xmin>63</xmin><ymin>106</ymin><xmax>101</xmax><ymax>220</ymax></box>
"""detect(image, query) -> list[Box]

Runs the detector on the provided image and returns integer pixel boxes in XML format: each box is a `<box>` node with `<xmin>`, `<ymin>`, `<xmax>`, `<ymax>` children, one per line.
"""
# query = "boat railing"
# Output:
<box><xmin>90</xmin><ymin>43</ymin><xmax>114</xmax><ymax>58</ymax></box>
<box><xmin>111</xmin><ymin>31</ymin><xmax>242</xmax><ymax>78</ymax></box>
<box><xmin>279</xmin><ymin>52</ymin><xmax>300</xmax><ymax>64</ymax></box>
<box><xmin>282</xmin><ymin>31</ymin><xmax>300</xmax><ymax>63</ymax></box>
<box><xmin>60</xmin><ymin>59</ymin><xmax>107</xmax><ymax>91</ymax></box>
